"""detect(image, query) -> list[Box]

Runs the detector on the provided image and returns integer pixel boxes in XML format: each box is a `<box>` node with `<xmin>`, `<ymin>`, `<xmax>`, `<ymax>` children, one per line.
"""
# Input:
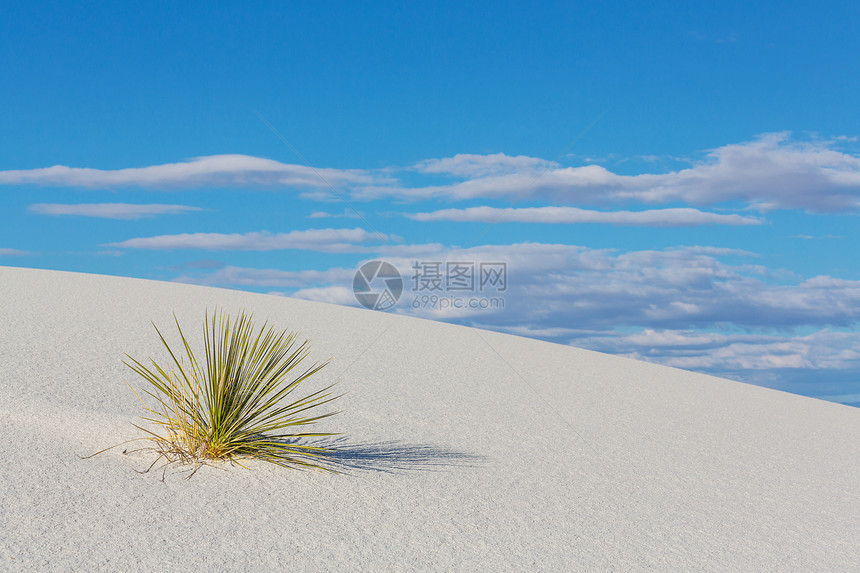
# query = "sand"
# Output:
<box><xmin>1</xmin><ymin>265</ymin><xmax>858</xmax><ymax>571</ymax></box>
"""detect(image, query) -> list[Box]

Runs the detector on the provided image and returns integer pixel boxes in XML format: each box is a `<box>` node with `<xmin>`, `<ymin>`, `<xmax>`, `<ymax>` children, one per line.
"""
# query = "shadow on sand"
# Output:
<box><xmin>95</xmin><ymin>436</ymin><xmax>484</xmax><ymax>478</ymax></box>
<box><xmin>304</xmin><ymin>437</ymin><xmax>484</xmax><ymax>474</ymax></box>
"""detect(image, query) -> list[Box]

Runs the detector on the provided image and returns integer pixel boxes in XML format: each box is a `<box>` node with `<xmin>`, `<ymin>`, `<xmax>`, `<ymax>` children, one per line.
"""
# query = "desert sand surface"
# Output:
<box><xmin>1</xmin><ymin>265</ymin><xmax>858</xmax><ymax>572</ymax></box>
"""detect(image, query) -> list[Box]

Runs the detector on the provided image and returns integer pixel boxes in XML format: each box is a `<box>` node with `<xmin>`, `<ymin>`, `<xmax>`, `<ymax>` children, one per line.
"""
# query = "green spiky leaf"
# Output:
<box><xmin>122</xmin><ymin>309</ymin><xmax>341</xmax><ymax>477</ymax></box>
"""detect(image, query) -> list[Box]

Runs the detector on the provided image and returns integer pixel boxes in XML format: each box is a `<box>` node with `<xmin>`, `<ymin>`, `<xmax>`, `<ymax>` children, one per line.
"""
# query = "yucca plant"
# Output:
<box><xmin>94</xmin><ymin>309</ymin><xmax>340</xmax><ymax>478</ymax></box>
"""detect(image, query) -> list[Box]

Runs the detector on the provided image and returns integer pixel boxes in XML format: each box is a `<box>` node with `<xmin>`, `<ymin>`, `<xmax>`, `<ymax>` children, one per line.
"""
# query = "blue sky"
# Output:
<box><xmin>3</xmin><ymin>1</ymin><xmax>860</xmax><ymax>406</ymax></box>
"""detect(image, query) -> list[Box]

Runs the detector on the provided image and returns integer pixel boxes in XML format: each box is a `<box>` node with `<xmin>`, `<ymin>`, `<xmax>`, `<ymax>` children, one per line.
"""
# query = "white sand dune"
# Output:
<box><xmin>1</xmin><ymin>265</ymin><xmax>858</xmax><ymax>571</ymax></box>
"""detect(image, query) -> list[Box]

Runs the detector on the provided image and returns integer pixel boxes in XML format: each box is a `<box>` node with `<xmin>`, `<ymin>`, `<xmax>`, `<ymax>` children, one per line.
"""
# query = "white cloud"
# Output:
<box><xmin>357</xmin><ymin>133</ymin><xmax>860</xmax><ymax>212</ymax></box>
<box><xmin>8</xmin><ymin>134</ymin><xmax>859</xmax><ymax>213</ymax></box>
<box><xmin>171</xmin><ymin>241</ymin><xmax>860</xmax><ymax>389</ymax></box>
<box><xmin>29</xmin><ymin>203</ymin><xmax>202</xmax><ymax>219</ymax></box>
<box><xmin>292</xmin><ymin>285</ymin><xmax>360</xmax><ymax>306</ymax></box>
<box><xmin>670</xmin><ymin>246</ymin><xmax>757</xmax><ymax>256</ymax></box>
<box><xmin>169</xmin><ymin>259</ymin><xmax>226</xmax><ymax>271</ymax></box>
<box><xmin>308</xmin><ymin>208</ymin><xmax>364</xmax><ymax>219</ymax></box>
<box><xmin>408</xmin><ymin>206</ymin><xmax>761</xmax><ymax>226</ymax></box>
<box><xmin>285</xmin><ymin>241</ymin><xmax>860</xmax><ymax>331</ymax></box>
<box><xmin>0</xmin><ymin>248</ymin><xmax>29</xmax><ymax>256</ymax></box>
<box><xmin>412</xmin><ymin>153</ymin><xmax>556</xmax><ymax>178</ymax></box>
<box><xmin>108</xmin><ymin>227</ymin><xmax>391</xmax><ymax>252</ymax></box>
<box><xmin>0</xmin><ymin>154</ymin><xmax>376</xmax><ymax>189</ymax></box>
<box><xmin>576</xmin><ymin>328</ymin><xmax>860</xmax><ymax>372</ymax></box>
<box><xmin>174</xmin><ymin>265</ymin><xmax>353</xmax><ymax>287</ymax></box>
<box><xmin>172</xmin><ymin>241</ymin><xmax>860</xmax><ymax>336</ymax></box>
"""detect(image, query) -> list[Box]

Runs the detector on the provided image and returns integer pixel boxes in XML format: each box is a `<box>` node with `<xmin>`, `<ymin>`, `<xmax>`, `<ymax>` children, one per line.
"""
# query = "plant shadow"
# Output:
<box><xmin>294</xmin><ymin>437</ymin><xmax>485</xmax><ymax>474</ymax></box>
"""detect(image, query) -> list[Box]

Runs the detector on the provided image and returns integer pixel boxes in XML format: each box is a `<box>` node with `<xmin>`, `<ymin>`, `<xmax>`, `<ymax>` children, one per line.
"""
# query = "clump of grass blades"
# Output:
<box><xmin>108</xmin><ymin>309</ymin><xmax>340</xmax><ymax>478</ymax></box>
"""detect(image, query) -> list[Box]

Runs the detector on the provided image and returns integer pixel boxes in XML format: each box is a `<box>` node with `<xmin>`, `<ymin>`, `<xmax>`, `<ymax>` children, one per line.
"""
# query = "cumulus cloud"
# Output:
<box><xmin>0</xmin><ymin>154</ymin><xmax>375</xmax><ymax>189</ymax></box>
<box><xmin>29</xmin><ymin>203</ymin><xmax>203</xmax><ymax>219</ymax></box>
<box><xmin>281</xmin><ymin>242</ymin><xmax>860</xmax><ymax>331</ymax></box>
<box><xmin>408</xmin><ymin>206</ymin><xmax>761</xmax><ymax>226</ymax></box>
<box><xmin>171</xmin><ymin>241</ymin><xmax>860</xmax><ymax>393</ymax></box>
<box><xmin>108</xmin><ymin>227</ymin><xmax>391</xmax><ymax>252</ymax></box>
<box><xmin>356</xmin><ymin>133</ymin><xmax>860</xmax><ymax>212</ymax></box>
<box><xmin>200</xmin><ymin>241</ymin><xmax>859</xmax><ymax>333</ymax></box>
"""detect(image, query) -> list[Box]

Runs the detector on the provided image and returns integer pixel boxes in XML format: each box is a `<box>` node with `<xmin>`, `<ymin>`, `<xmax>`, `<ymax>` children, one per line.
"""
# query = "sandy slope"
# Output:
<box><xmin>1</xmin><ymin>265</ymin><xmax>858</xmax><ymax>572</ymax></box>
